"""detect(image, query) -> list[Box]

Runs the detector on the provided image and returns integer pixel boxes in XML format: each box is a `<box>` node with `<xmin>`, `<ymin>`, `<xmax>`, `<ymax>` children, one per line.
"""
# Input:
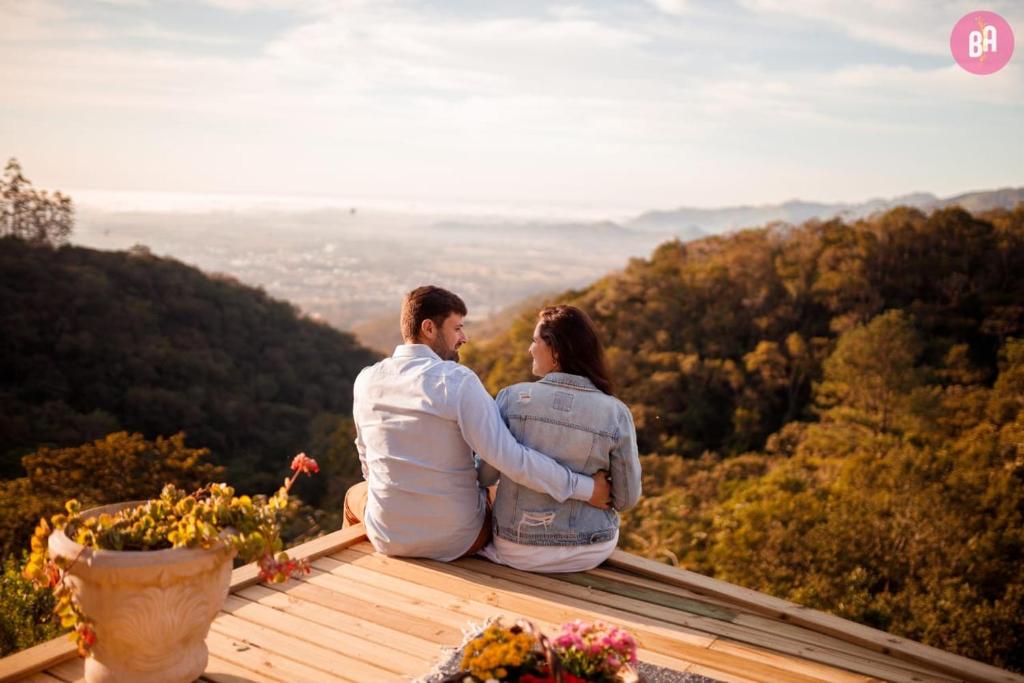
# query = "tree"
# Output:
<box><xmin>0</xmin><ymin>158</ymin><xmax>73</xmax><ymax>246</ymax></box>
<box><xmin>815</xmin><ymin>309</ymin><xmax>924</xmax><ymax>433</ymax></box>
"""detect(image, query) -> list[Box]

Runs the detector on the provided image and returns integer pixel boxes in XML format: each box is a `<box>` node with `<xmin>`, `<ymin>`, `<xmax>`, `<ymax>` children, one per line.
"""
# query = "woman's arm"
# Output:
<box><xmin>609</xmin><ymin>403</ymin><xmax>642</xmax><ymax>511</ymax></box>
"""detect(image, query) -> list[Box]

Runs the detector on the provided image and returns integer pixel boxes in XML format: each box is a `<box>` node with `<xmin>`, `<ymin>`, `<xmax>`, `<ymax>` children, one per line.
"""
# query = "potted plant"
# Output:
<box><xmin>23</xmin><ymin>452</ymin><xmax>320</xmax><ymax>683</ymax></box>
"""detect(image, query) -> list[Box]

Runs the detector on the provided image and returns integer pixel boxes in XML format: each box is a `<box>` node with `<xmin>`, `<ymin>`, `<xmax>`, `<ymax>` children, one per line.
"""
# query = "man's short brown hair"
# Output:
<box><xmin>400</xmin><ymin>285</ymin><xmax>467</xmax><ymax>342</ymax></box>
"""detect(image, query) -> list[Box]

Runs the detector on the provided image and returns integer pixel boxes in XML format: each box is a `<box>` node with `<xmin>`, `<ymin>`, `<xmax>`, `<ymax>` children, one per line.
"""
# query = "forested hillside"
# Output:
<box><xmin>467</xmin><ymin>206</ymin><xmax>1024</xmax><ymax>456</ymax></box>
<box><xmin>0</xmin><ymin>236</ymin><xmax>378</xmax><ymax>505</ymax></box>
<box><xmin>463</xmin><ymin>205</ymin><xmax>1024</xmax><ymax>671</ymax></box>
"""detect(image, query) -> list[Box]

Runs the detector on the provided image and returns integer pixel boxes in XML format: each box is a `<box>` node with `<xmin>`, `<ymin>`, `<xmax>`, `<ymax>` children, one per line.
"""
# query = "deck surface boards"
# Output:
<box><xmin>334</xmin><ymin>546</ymin><xmax>854</xmax><ymax>683</ymax></box>
<box><xmin>8</xmin><ymin>523</ymin><xmax>1018</xmax><ymax>683</ymax></box>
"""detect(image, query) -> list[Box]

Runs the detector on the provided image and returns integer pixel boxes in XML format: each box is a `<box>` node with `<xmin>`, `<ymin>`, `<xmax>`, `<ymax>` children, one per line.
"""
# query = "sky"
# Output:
<box><xmin>1</xmin><ymin>0</ymin><xmax>1022</xmax><ymax>216</ymax></box>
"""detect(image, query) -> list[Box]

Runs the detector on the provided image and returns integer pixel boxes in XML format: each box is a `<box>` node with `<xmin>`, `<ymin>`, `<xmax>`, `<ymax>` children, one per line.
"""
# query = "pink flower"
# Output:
<box><xmin>290</xmin><ymin>453</ymin><xmax>319</xmax><ymax>475</ymax></box>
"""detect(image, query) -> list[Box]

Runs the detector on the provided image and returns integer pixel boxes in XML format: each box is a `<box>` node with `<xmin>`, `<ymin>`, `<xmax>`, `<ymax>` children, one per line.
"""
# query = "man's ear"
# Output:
<box><xmin>419</xmin><ymin>318</ymin><xmax>437</xmax><ymax>342</ymax></box>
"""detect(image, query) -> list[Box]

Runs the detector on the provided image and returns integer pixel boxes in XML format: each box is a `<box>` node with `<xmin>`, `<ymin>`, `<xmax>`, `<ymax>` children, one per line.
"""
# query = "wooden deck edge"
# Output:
<box><xmin>0</xmin><ymin>638</ymin><xmax>75</xmax><ymax>683</ymax></box>
<box><xmin>0</xmin><ymin>523</ymin><xmax>368</xmax><ymax>683</ymax></box>
<box><xmin>229</xmin><ymin>522</ymin><xmax>368</xmax><ymax>590</ymax></box>
<box><xmin>607</xmin><ymin>550</ymin><xmax>1024</xmax><ymax>683</ymax></box>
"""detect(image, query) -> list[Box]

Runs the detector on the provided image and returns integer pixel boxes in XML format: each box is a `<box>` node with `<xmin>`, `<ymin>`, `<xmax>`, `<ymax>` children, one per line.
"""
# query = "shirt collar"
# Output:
<box><xmin>539</xmin><ymin>372</ymin><xmax>599</xmax><ymax>392</ymax></box>
<box><xmin>392</xmin><ymin>343</ymin><xmax>442</xmax><ymax>361</ymax></box>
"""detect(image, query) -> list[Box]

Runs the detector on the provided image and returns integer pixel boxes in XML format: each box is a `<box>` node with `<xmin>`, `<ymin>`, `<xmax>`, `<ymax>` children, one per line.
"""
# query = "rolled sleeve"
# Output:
<box><xmin>456</xmin><ymin>373</ymin><xmax>591</xmax><ymax>502</ymax></box>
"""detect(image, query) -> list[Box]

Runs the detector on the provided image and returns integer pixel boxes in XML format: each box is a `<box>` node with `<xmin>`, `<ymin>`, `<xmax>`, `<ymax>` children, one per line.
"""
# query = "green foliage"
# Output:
<box><xmin>0</xmin><ymin>431</ymin><xmax>221</xmax><ymax>558</ymax></box>
<box><xmin>300</xmin><ymin>414</ymin><xmax>364</xmax><ymax>532</ymax></box>
<box><xmin>0</xmin><ymin>554</ymin><xmax>61</xmax><ymax>657</ymax></box>
<box><xmin>621</xmin><ymin>329</ymin><xmax>1024</xmax><ymax>672</ymax></box>
<box><xmin>0</xmin><ymin>237</ymin><xmax>380</xmax><ymax>493</ymax></box>
<box><xmin>0</xmin><ymin>158</ymin><xmax>73</xmax><ymax>247</ymax></box>
<box><xmin>815</xmin><ymin>309</ymin><xmax>924</xmax><ymax>432</ymax></box>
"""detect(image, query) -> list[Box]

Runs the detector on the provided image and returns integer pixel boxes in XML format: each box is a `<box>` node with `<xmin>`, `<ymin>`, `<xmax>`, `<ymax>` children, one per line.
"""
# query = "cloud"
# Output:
<box><xmin>1</xmin><ymin>1</ymin><xmax>1020</xmax><ymax>208</ymax></box>
<box><xmin>647</xmin><ymin>0</ymin><xmax>689</xmax><ymax>16</ymax></box>
<box><xmin>0</xmin><ymin>1</ymin><xmax>103</xmax><ymax>42</ymax></box>
<box><xmin>738</xmin><ymin>0</ymin><xmax>1022</xmax><ymax>56</ymax></box>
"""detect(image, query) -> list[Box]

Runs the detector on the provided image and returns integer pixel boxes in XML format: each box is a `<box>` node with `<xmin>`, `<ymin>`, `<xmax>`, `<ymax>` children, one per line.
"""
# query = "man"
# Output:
<box><xmin>344</xmin><ymin>285</ymin><xmax>611</xmax><ymax>561</ymax></box>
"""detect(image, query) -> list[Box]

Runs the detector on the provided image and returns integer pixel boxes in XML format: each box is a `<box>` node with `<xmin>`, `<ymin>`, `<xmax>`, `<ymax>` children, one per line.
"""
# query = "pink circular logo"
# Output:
<box><xmin>951</xmin><ymin>10</ymin><xmax>1015</xmax><ymax>74</ymax></box>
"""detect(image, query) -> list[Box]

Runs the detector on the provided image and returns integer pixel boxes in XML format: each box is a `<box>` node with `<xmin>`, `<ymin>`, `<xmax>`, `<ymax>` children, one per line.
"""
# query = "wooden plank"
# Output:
<box><xmin>210</xmin><ymin>612</ymin><xmax>401</xmax><ymax>682</ymax></box>
<box><xmin>687</xmin><ymin>663</ymin><xmax>765</xmax><ymax>683</ymax></box>
<box><xmin>230</xmin><ymin>523</ymin><xmax>367</xmax><ymax>590</ymax></box>
<box><xmin>13</xmin><ymin>673</ymin><xmax>63</xmax><ymax>683</ymax></box>
<box><xmin>315</xmin><ymin>555</ymin><xmax>721</xmax><ymax>681</ymax></box>
<box><xmin>320</xmin><ymin>551</ymin><xmax>802</xmax><ymax>680</ymax></box>
<box><xmin>301</xmin><ymin>566</ymin><xmax>475</xmax><ymax>632</ymax></box>
<box><xmin>260</xmin><ymin>575</ymin><xmax>462</xmax><ymax>644</ymax></box>
<box><xmin>554</xmin><ymin>570</ymin><xmax>739</xmax><ymax>621</ymax></box>
<box><xmin>203</xmin><ymin>654</ymin><xmax>282</xmax><ymax>683</ymax></box>
<box><xmin>609</xmin><ymin>551</ymin><xmax>1023</xmax><ymax>683</ymax></box>
<box><xmin>589</xmin><ymin>565</ymin><xmax>743</xmax><ymax>609</ymax></box>
<box><xmin>448</xmin><ymin>556</ymin><xmax>902</xmax><ymax>683</ymax></box>
<box><xmin>591</xmin><ymin>565</ymin><xmax>953</xmax><ymax>681</ymax></box>
<box><xmin>726</xmin><ymin>615</ymin><xmax>958</xmax><ymax>683</ymax></box>
<box><xmin>333</xmin><ymin>549</ymin><xmax>716</xmax><ymax>648</ymax></box>
<box><xmin>464</xmin><ymin>556</ymin><xmax>947</xmax><ymax>683</ymax></box>
<box><xmin>0</xmin><ymin>638</ymin><xmax>76</xmax><ymax>683</ymax></box>
<box><xmin>237</xmin><ymin>583</ymin><xmax>441</xmax><ymax>661</ymax></box>
<box><xmin>311</xmin><ymin>556</ymin><xmax>514</xmax><ymax>623</ymax></box>
<box><xmin>332</xmin><ymin>550</ymin><xmax>840</xmax><ymax>683</ymax></box>
<box><xmin>220</xmin><ymin>594</ymin><xmax>431</xmax><ymax>675</ymax></box>
<box><xmin>339</xmin><ymin>542</ymin><xmax>921</xmax><ymax>683</ymax></box>
<box><xmin>39</xmin><ymin>659</ymin><xmax>82</xmax><ymax>683</ymax></box>
<box><xmin>336</xmin><ymin>546</ymin><xmax>713</xmax><ymax>646</ymax></box>
<box><xmin>206</xmin><ymin>628</ymin><xmax>344</xmax><ymax>683</ymax></box>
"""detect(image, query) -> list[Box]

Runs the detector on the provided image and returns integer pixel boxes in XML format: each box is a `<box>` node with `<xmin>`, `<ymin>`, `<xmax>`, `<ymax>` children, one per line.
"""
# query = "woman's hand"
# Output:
<box><xmin>588</xmin><ymin>470</ymin><xmax>611</xmax><ymax>509</ymax></box>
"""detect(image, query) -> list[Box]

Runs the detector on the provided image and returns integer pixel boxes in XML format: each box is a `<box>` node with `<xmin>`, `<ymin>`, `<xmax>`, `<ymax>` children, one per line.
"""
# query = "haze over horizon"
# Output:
<box><xmin>2</xmin><ymin>1</ymin><xmax>1021</xmax><ymax>213</ymax></box>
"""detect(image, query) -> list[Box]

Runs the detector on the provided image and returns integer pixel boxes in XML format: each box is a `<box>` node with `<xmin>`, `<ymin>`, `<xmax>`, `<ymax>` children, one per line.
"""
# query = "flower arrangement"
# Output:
<box><xmin>23</xmin><ymin>452</ymin><xmax>320</xmax><ymax>655</ymax></box>
<box><xmin>455</xmin><ymin>619</ymin><xmax>639</xmax><ymax>683</ymax></box>
<box><xmin>549</xmin><ymin>621</ymin><xmax>638</xmax><ymax>682</ymax></box>
<box><xmin>461</xmin><ymin>622</ymin><xmax>539</xmax><ymax>681</ymax></box>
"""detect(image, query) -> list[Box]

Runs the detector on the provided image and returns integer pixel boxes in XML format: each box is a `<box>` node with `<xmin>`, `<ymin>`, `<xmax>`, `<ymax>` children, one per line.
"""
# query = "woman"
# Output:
<box><xmin>478</xmin><ymin>305</ymin><xmax>641</xmax><ymax>572</ymax></box>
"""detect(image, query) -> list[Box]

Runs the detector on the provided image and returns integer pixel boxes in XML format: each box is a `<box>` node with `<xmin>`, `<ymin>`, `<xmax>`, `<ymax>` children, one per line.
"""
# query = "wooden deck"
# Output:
<box><xmin>2</xmin><ymin>524</ymin><xmax>1021</xmax><ymax>683</ymax></box>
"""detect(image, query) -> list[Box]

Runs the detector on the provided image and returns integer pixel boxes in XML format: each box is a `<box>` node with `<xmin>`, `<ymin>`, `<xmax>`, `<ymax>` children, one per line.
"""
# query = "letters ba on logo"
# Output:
<box><xmin>950</xmin><ymin>10</ymin><xmax>1015</xmax><ymax>74</ymax></box>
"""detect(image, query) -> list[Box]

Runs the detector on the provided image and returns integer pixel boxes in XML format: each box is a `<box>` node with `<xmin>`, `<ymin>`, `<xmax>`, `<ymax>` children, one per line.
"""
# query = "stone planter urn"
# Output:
<box><xmin>47</xmin><ymin>501</ymin><xmax>236</xmax><ymax>683</ymax></box>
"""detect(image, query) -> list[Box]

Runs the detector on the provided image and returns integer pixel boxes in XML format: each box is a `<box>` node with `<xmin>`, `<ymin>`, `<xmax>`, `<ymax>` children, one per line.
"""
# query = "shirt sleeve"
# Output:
<box><xmin>475</xmin><ymin>387</ymin><xmax>511</xmax><ymax>488</ymax></box>
<box><xmin>609</xmin><ymin>404</ymin><xmax>642</xmax><ymax>511</ymax></box>
<box><xmin>354</xmin><ymin>418</ymin><xmax>369</xmax><ymax>480</ymax></box>
<box><xmin>456</xmin><ymin>373</ymin><xmax>594</xmax><ymax>503</ymax></box>
<box><xmin>353</xmin><ymin>370</ymin><xmax>369</xmax><ymax>480</ymax></box>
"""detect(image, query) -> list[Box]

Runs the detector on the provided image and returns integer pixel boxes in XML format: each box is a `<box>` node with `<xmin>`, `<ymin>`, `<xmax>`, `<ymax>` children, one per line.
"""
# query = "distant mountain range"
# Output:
<box><xmin>628</xmin><ymin>186</ymin><xmax>1024</xmax><ymax>237</ymax></box>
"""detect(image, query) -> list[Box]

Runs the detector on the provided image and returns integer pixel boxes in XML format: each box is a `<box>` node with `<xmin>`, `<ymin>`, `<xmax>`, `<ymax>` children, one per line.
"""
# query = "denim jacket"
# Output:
<box><xmin>478</xmin><ymin>372</ymin><xmax>641</xmax><ymax>546</ymax></box>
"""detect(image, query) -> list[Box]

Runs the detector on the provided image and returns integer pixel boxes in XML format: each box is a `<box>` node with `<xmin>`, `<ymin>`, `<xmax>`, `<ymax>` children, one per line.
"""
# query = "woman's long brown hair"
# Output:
<box><xmin>537</xmin><ymin>305</ymin><xmax>615</xmax><ymax>396</ymax></box>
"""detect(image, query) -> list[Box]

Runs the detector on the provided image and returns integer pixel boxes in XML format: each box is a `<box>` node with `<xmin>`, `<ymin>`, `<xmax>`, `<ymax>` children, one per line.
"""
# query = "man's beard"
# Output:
<box><xmin>430</xmin><ymin>336</ymin><xmax>460</xmax><ymax>362</ymax></box>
